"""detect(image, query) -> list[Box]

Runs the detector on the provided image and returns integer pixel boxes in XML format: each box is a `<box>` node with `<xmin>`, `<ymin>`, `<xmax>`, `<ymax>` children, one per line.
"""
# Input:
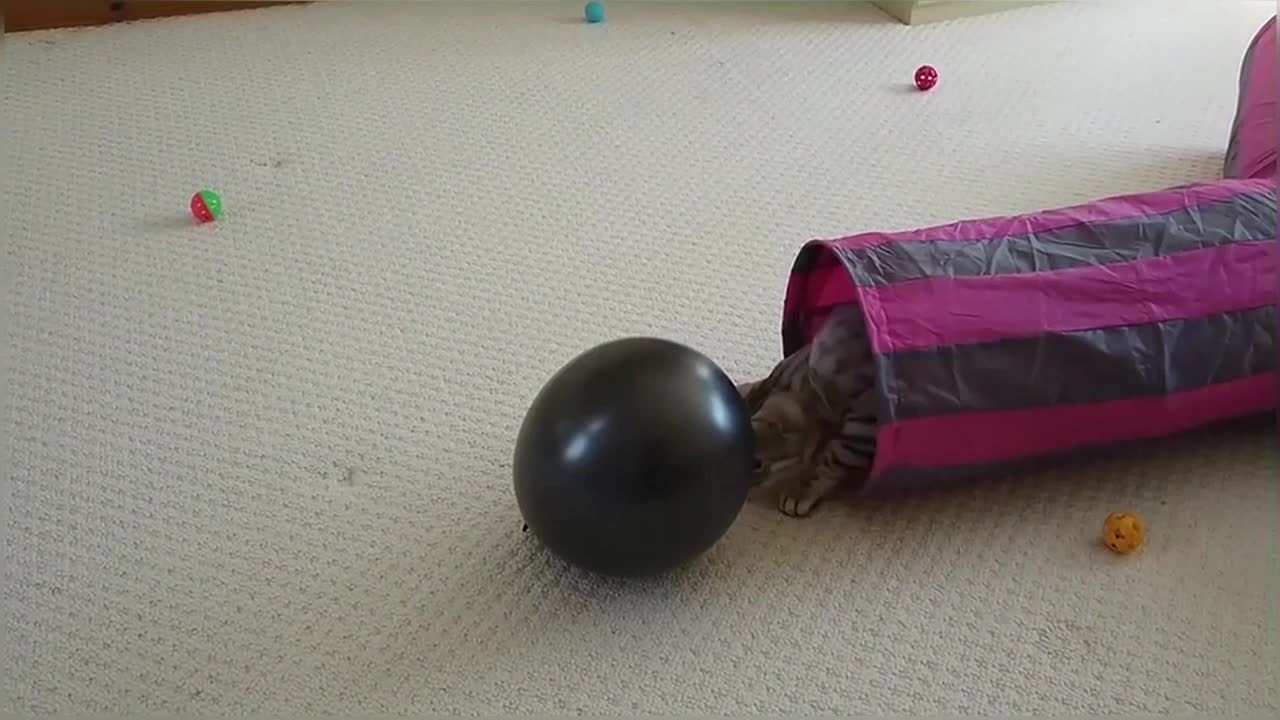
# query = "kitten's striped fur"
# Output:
<box><xmin>738</xmin><ymin>304</ymin><xmax>880</xmax><ymax>517</ymax></box>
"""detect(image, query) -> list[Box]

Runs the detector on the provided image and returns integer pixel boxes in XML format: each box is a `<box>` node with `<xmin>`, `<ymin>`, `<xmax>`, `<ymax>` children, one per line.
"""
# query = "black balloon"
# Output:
<box><xmin>513</xmin><ymin>337</ymin><xmax>755</xmax><ymax>577</ymax></box>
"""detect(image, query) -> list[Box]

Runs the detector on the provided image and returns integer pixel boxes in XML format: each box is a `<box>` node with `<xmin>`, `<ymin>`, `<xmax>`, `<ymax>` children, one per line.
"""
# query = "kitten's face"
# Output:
<box><xmin>751</xmin><ymin>419</ymin><xmax>803</xmax><ymax>486</ymax></box>
<box><xmin>749</xmin><ymin>392</ymin><xmax>808</xmax><ymax>485</ymax></box>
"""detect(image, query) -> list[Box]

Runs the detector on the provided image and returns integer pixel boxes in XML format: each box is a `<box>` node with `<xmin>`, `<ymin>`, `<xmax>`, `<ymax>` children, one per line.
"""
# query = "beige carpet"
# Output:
<box><xmin>3</xmin><ymin>1</ymin><xmax>1277</xmax><ymax>715</ymax></box>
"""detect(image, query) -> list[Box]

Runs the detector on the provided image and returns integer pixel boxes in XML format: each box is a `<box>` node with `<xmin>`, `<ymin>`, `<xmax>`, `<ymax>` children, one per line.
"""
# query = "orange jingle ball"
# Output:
<box><xmin>1102</xmin><ymin>512</ymin><xmax>1145</xmax><ymax>554</ymax></box>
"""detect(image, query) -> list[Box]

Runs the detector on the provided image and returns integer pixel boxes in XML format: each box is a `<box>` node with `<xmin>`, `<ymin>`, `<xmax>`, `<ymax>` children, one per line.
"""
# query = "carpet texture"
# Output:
<box><xmin>3</xmin><ymin>1</ymin><xmax>1277</xmax><ymax>715</ymax></box>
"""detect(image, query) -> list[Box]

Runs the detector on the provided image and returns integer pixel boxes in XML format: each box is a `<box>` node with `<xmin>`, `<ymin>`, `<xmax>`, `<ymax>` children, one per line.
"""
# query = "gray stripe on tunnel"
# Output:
<box><xmin>860</xmin><ymin>415</ymin><xmax>1276</xmax><ymax>497</ymax></box>
<box><xmin>876</xmin><ymin>305</ymin><xmax>1277</xmax><ymax>422</ymax></box>
<box><xmin>832</xmin><ymin>189</ymin><xmax>1275</xmax><ymax>288</ymax></box>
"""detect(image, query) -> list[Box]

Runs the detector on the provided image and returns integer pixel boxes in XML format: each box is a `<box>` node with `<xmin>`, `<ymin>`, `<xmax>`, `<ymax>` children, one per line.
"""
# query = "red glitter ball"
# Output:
<box><xmin>190</xmin><ymin>193</ymin><xmax>215</xmax><ymax>223</ymax></box>
<box><xmin>914</xmin><ymin>64</ymin><xmax>938</xmax><ymax>91</ymax></box>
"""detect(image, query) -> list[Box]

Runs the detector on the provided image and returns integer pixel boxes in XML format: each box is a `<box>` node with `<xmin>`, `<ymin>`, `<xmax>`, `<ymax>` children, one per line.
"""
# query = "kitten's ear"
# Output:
<box><xmin>750</xmin><ymin>417</ymin><xmax>773</xmax><ymax>441</ymax></box>
<box><xmin>739</xmin><ymin>380</ymin><xmax>771</xmax><ymax>415</ymax></box>
<box><xmin>761</xmin><ymin>392</ymin><xmax>807</xmax><ymax>431</ymax></box>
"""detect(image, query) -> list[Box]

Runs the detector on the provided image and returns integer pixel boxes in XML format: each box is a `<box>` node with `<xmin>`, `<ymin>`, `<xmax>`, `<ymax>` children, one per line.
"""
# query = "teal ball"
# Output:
<box><xmin>584</xmin><ymin>1</ymin><xmax>605</xmax><ymax>24</ymax></box>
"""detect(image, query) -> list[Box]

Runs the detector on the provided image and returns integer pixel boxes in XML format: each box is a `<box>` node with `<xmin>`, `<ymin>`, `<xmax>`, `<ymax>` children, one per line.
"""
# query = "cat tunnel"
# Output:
<box><xmin>777</xmin><ymin>17</ymin><xmax>1278</xmax><ymax>494</ymax></box>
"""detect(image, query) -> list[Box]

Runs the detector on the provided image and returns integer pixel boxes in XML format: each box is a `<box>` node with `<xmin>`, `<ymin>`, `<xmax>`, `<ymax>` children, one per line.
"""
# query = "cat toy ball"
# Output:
<box><xmin>1102</xmin><ymin>511</ymin><xmax>1145</xmax><ymax>554</ymax></box>
<box><xmin>584</xmin><ymin>1</ymin><xmax>605</xmax><ymax>24</ymax></box>
<box><xmin>914</xmin><ymin>64</ymin><xmax>938</xmax><ymax>91</ymax></box>
<box><xmin>513</xmin><ymin>337</ymin><xmax>754</xmax><ymax>577</ymax></box>
<box><xmin>190</xmin><ymin>189</ymin><xmax>224</xmax><ymax>223</ymax></box>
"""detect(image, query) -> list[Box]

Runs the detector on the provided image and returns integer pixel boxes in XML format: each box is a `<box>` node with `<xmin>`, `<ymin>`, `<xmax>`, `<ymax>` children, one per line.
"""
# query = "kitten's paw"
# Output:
<box><xmin>777</xmin><ymin>487</ymin><xmax>822</xmax><ymax>518</ymax></box>
<box><xmin>776</xmin><ymin>469</ymin><xmax>847</xmax><ymax>518</ymax></box>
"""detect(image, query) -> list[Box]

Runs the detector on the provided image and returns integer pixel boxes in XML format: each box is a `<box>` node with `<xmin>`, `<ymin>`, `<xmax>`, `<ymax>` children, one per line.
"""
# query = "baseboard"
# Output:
<box><xmin>4</xmin><ymin>1</ymin><xmax>304</xmax><ymax>33</ymax></box>
<box><xmin>874</xmin><ymin>1</ymin><xmax>1047</xmax><ymax>25</ymax></box>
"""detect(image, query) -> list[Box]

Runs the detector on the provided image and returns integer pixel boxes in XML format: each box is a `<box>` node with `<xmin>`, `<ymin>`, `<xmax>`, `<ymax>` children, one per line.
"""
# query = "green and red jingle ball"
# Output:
<box><xmin>190</xmin><ymin>189</ymin><xmax>224</xmax><ymax>223</ymax></box>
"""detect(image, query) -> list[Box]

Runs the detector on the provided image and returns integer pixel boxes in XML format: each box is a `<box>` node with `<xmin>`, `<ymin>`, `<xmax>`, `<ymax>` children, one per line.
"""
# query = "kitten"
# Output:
<box><xmin>742</xmin><ymin>386</ymin><xmax>809</xmax><ymax>484</ymax></box>
<box><xmin>739</xmin><ymin>304</ymin><xmax>879</xmax><ymax>517</ymax></box>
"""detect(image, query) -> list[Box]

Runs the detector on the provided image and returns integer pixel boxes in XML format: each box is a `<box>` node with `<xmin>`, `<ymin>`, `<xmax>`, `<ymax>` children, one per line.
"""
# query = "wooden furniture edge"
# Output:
<box><xmin>4</xmin><ymin>1</ymin><xmax>307</xmax><ymax>33</ymax></box>
<box><xmin>874</xmin><ymin>1</ymin><xmax>1047</xmax><ymax>26</ymax></box>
